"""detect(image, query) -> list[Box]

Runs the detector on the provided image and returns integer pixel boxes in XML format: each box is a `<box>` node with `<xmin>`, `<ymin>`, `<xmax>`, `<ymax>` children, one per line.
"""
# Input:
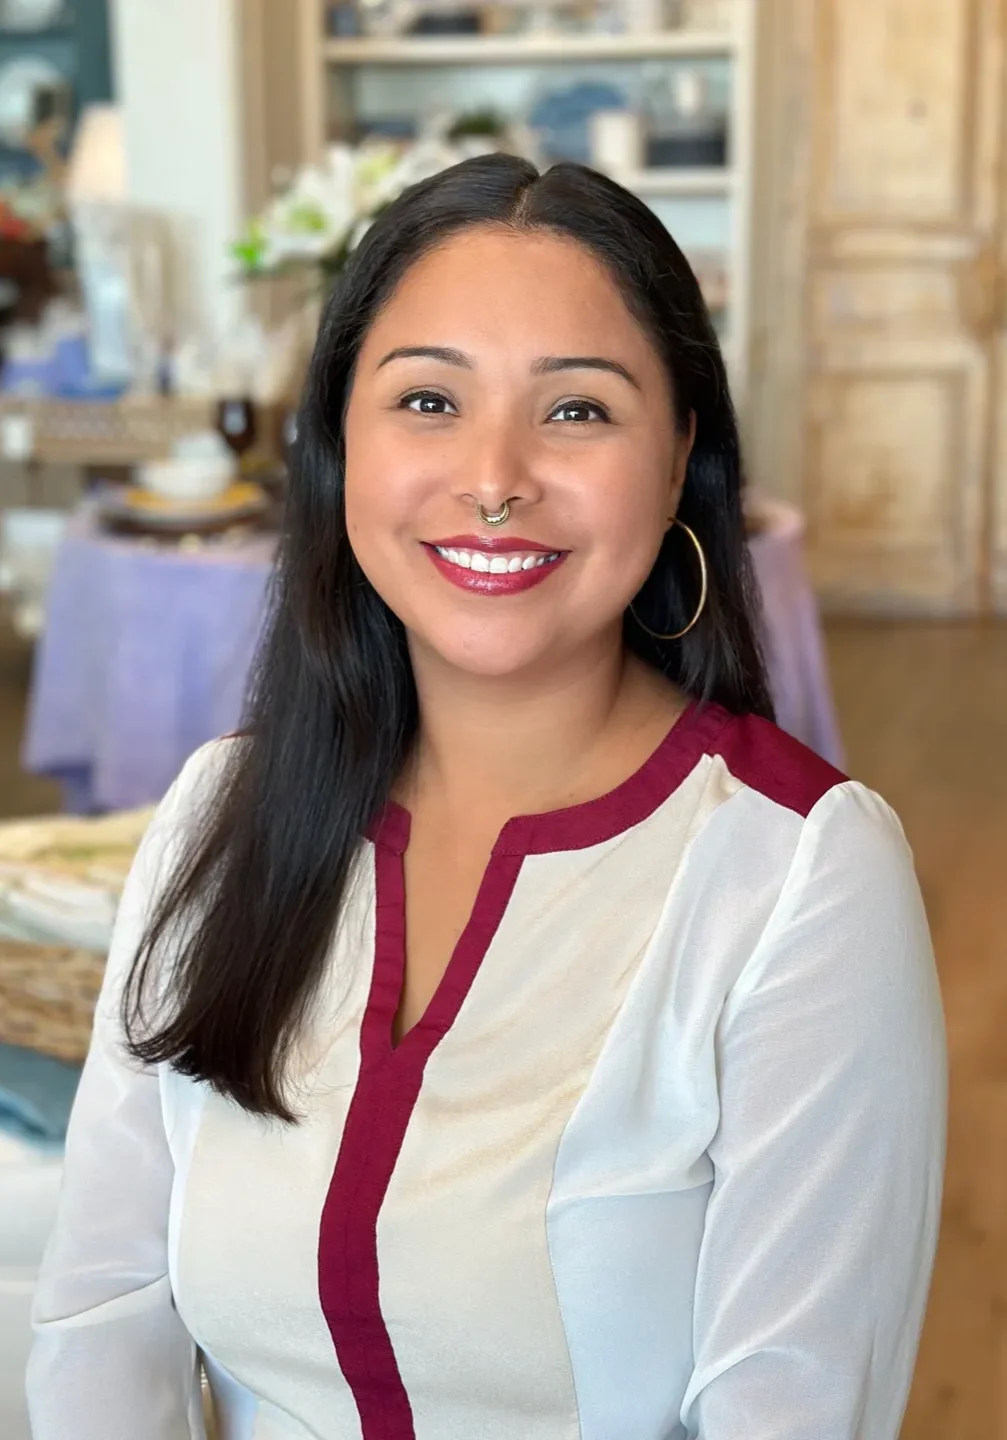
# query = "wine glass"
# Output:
<box><xmin>216</xmin><ymin>397</ymin><xmax>257</xmax><ymax>473</ymax></box>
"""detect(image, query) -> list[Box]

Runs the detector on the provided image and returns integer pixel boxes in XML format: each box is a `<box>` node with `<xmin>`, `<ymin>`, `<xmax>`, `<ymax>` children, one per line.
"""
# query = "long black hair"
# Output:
<box><xmin>124</xmin><ymin>154</ymin><xmax>772</xmax><ymax>1119</ymax></box>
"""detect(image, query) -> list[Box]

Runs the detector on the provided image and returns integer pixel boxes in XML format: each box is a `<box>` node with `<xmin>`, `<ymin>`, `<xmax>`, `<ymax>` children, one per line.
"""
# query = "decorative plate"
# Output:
<box><xmin>99</xmin><ymin>481</ymin><xmax>272</xmax><ymax>536</ymax></box>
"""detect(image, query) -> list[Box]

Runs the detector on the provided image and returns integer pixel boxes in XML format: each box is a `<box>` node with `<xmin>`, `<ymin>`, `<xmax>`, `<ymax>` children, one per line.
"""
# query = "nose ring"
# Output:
<box><xmin>476</xmin><ymin>500</ymin><xmax>510</xmax><ymax>528</ymax></box>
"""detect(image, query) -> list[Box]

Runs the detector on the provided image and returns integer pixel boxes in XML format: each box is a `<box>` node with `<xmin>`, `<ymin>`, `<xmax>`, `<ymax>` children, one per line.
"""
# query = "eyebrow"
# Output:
<box><xmin>377</xmin><ymin>345</ymin><xmax>472</xmax><ymax>370</ymax></box>
<box><xmin>531</xmin><ymin>355</ymin><xmax>641</xmax><ymax>391</ymax></box>
<box><xmin>376</xmin><ymin>346</ymin><xmax>641</xmax><ymax>391</ymax></box>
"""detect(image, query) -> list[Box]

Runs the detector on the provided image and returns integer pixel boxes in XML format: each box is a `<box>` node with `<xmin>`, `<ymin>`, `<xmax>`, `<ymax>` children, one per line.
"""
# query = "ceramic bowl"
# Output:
<box><xmin>138</xmin><ymin>456</ymin><xmax>234</xmax><ymax>504</ymax></box>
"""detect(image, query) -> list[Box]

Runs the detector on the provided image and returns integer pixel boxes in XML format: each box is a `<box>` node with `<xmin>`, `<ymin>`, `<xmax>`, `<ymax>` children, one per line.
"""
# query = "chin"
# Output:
<box><xmin>409</xmin><ymin>619</ymin><xmax>566</xmax><ymax>682</ymax></box>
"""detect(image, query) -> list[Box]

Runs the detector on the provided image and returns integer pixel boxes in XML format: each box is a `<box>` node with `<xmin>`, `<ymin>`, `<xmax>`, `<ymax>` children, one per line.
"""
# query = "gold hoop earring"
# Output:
<box><xmin>629</xmin><ymin>519</ymin><xmax>708</xmax><ymax>641</ymax></box>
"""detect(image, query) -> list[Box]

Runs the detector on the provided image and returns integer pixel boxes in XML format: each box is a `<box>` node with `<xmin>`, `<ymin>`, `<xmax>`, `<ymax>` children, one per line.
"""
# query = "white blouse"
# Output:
<box><xmin>28</xmin><ymin>702</ymin><xmax>946</xmax><ymax>1440</ymax></box>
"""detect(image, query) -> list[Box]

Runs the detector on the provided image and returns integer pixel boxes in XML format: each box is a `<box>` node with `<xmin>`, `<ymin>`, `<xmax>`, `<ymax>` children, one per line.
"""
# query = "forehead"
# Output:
<box><xmin>364</xmin><ymin>226</ymin><xmax>652</xmax><ymax>356</ymax></box>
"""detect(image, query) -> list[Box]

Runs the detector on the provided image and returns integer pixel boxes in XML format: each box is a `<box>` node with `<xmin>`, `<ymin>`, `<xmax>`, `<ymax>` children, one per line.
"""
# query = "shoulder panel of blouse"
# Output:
<box><xmin>680</xmin><ymin>776</ymin><xmax>947</xmax><ymax>1438</ymax></box>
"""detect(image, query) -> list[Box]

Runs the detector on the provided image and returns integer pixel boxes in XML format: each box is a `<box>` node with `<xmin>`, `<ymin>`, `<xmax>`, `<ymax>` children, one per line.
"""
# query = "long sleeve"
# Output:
<box><xmin>681</xmin><ymin>783</ymin><xmax>947</xmax><ymax>1439</ymax></box>
<box><xmin>26</xmin><ymin>751</ymin><xmax>217</xmax><ymax>1440</ymax></box>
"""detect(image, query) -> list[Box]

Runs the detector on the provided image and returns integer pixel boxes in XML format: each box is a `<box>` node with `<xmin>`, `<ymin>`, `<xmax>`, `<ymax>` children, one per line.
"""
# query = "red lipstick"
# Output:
<box><xmin>422</xmin><ymin>536</ymin><xmax>567</xmax><ymax>596</ymax></box>
<box><xmin>428</xmin><ymin>534</ymin><xmax>557</xmax><ymax>553</ymax></box>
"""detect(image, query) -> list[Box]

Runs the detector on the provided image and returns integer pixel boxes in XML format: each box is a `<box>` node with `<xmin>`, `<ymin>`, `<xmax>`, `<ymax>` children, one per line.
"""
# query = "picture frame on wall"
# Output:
<box><xmin>0</xmin><ymin>0</ymin><xmax>113</xmax><ymax>168</ymax></box>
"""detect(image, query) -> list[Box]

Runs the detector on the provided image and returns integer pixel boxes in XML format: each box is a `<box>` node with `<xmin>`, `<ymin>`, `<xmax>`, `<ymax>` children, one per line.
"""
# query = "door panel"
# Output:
<box><xmin>995</xmin><ymin>401</ymin><xmax>1007</xmax><ymax>611</ymax></box>
<box><xmin>765</xmin><ymin>0</ymin><xmax>1007</xmax><ymax>614</ymax></box>
<box><xmin>820</xmin><ymin>0</ymin><xmax>974</xmax><ymax>224</ymax></box>
<box><xmin>806</xmin><ymin>368</ymin><xmax>975</xmax><ymax>605</ymax></box>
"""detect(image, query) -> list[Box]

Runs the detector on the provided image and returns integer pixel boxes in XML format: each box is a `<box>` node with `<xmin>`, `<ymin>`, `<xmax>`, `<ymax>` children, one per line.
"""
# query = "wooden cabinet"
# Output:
<box><xmin>748</xmin><ymin>0</ymin><xmax>1007</xmax><ymax>616</ymax></box>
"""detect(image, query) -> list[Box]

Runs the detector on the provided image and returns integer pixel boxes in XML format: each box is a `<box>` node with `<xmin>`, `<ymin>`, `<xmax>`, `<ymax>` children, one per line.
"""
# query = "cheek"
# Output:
<box><xmin>343</xmin><ymin>420</ymin><xmax>417</xmax><ymax>543</ymax></box>
<box><xmin>583</xmin><ymin>456</ymin><xmax>672</xmax><ymax>574</ymax></box>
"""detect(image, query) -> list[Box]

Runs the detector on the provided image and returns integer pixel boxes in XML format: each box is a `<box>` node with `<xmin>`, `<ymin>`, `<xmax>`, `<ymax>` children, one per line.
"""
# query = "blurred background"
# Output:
<box><xmin>0</xmin><ymin>2</ymin><xmax>1003</xmax><ymax>1437</ymax></box>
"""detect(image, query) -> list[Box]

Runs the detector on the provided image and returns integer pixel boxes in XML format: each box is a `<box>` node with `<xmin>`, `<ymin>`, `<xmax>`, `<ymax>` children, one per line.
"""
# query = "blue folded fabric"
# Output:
<box><xmin>0</xmin><ymin>1042</ymin><xmax>82</xmax><ymax>1149</ymax></box>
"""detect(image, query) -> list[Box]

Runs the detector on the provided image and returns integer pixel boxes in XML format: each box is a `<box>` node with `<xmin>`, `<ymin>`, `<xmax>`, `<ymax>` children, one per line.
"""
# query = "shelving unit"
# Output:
<box><xmin>618</xmin><ymin>165</ymin><xmax>735</xmax><ymax>196</ymax></box>
<box><xmin>322</xmin><ymin>30</ymin><xmax>739</xmax><ymax>64</ymax></box>
<box><xmin>295</xmin><ymin>0</ymin><xmax>757</xmax><ymax>408</ymax></box>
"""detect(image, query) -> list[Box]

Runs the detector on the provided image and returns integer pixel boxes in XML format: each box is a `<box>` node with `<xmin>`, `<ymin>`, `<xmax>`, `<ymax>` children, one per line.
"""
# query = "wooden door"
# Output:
<box><xmin>994</xmin><ymin>322</ymin><xmax>1007</xmax><ymax>613</ymax></box>
<box><xmin>748</xmin><ymin>0</ymin><xmax>1007</xmax><ymax>615</ymax></box>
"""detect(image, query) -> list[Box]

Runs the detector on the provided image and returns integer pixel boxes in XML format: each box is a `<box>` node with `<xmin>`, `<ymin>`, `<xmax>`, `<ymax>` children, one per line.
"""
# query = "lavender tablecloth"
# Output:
<box><xmin>23</xmin><ymin>507</ymin><xmax>275</xmax><ymax>813</ymax></box>
<box><xmin>747</xmin><ymin>498</ymin><xmax>844</xmax><ymax>771</ymax></box>
<box><xmin>24</xmin><ymin>498</ymin><xmax>842</xmax><ymax>813</ymax></box>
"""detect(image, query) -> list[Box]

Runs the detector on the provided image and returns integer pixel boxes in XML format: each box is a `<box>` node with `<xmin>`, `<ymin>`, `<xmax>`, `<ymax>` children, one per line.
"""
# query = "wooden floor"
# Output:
<box><xmin>827</xmin><ymin>621</ymin><xmax>1007</xmax><ymax>1439</ymax></box>
<box><xmin>0</xmin><ymin>617</ymin><xmax>1005</xmax><ymax>1434</ymax></box>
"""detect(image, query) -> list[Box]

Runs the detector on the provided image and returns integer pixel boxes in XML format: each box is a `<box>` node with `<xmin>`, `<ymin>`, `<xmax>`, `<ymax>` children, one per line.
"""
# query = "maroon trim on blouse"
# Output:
<box><xmin>320</xmin><ymin>700</ymin><xmax>845</xmax><ymax>1433</ymax></box>
<box><xmin>708</xmin><ymin>710</ymin><xmax>847</xmax><ymax>818</ymax></box>
<box><xmin>365</xmin><ymin>700</ymin><xmax>726</xmax><ymax>859</ymax></box>
<box><xmin>318</xmin><ymin>811</ymin><xmax>523</xmax><ymax>1439</ymax></box>
<box><xmin>487</xmin><ymin>702</ymin><xmax>846</xmax><ymax>850</ymax></box>
<box><xmin>493</xmin><ymin>698</ymin><xmax>733</xmax><ymax>855</ymax></box>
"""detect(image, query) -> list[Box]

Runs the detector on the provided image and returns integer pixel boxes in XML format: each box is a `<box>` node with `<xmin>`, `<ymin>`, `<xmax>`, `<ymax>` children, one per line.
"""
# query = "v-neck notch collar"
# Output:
<box><xmin>369</xmin><ymin>698</ymin><xmax>733</xmax><ymax>859</ymax></box>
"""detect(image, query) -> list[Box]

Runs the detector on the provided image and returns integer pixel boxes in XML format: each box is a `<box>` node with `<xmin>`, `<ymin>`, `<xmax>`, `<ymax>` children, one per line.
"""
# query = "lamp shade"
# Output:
<box><xmin>66</xmin><ymin>104</ymin><xmax>125</xmax><ymax>204</ymax></box>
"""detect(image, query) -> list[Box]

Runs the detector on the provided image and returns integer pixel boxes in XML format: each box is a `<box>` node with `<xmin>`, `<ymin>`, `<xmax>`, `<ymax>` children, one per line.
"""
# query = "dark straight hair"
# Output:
<box><xmin>124</xmin><ymin>154</ymin><xmax>773</xmax><ymax>1119</ymax></box>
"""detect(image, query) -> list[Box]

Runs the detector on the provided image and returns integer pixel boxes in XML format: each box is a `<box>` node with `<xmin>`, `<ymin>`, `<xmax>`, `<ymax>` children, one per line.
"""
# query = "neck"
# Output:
<box><xmin>400</xmin><ymin>633</ymin><xmax>684</xmax><ymax>827</ymax></box>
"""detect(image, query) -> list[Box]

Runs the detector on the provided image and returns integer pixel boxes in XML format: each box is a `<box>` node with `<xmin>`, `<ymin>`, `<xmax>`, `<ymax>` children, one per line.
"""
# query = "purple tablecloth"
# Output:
<box><xmin>23</xmin><ymin>507</ymin><xmax>275</xmax><ymax>812</ymax></box>
<box><xmin>24</xmin><ymin>497</ymin><xmax>842</xmax><ymax>813</ymax></box>
<box><xmin>747</xmin><ymin>498</ymin><xmax>844</xmax><ymax>771</ymax></box>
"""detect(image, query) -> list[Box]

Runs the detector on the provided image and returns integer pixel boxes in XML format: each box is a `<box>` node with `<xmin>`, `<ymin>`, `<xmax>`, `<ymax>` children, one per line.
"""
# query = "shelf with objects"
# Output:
<box><xmin>322</xmin><ymin>28</ymin><xmax>738</xmax><ymax>62</ymax></box>
<box><xmin>0</xmin><ymin>0</ymin><xmax>293</xmax><ymax>540</ymax></box>
<box><xmin>298</xmin><ymin>0</ymin><xmax>755</xmax><ymax>407</ymax></box>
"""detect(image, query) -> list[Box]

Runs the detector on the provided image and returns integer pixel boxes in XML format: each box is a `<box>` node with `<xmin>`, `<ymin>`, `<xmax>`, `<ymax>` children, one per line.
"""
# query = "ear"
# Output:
<box><xmin>667</xmin><ymin>409</ymin><xmax>697</xmax><ymax>519</ymax></box>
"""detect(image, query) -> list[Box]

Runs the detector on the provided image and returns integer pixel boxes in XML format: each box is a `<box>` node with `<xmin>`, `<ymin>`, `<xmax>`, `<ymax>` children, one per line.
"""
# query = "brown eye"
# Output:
<box><xmin>402</xmin><ymin>391</ymin><xmax>457</xmax><ymax>416</ymax></box>
<box><xmin>549</xmin><ymin>400</ymin><xmax>610</xmax><ymax>425</ymax></box>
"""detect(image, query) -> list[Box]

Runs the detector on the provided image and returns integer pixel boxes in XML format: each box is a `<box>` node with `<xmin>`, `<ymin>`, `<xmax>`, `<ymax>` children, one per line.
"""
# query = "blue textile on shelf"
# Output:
<box><xmin>0</xmin><ymin>1042</ymin><xmax>82</xmax><ymax>1149</ymax></box>
<box><xmin>0</xmin><ymin>334</ymin><xmax>127</xmax><ymax>401</ymax></box>
<box><xmin>529</xmin><ymin>81</ymin><xmax>627</xmax><ymax>164</ymax></box>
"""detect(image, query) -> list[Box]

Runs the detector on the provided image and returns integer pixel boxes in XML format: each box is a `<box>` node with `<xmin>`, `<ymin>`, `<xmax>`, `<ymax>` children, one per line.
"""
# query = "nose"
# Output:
<box><xmin>455</xmin><ymin>414</ymin><xmax>543</xmax><ymax>517</ymax></box>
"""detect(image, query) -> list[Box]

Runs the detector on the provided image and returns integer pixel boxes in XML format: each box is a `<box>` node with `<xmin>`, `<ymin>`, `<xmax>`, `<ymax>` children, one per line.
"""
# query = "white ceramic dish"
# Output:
<box><xmin>138</xmin><ymin>456</ymin><xmax>234</xmax><ymax>503</ymax></box>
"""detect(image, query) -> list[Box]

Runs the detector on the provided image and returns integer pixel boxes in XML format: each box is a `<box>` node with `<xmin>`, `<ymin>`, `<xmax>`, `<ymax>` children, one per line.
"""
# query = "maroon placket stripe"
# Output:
<box><xmin>318</xmin><ymin>830</ymin><xmax>522</xmax><ymax>1439</ymax></box>
<box><xmin>315</xmin><ymin>699</ymin><xmax>837</xmax><ymax>1437</ymax></box>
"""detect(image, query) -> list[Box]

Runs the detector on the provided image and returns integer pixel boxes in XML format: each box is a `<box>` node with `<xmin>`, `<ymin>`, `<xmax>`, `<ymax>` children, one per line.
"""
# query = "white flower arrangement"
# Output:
<box><xmin>232</xmin><ymin>120</ymin><xmax>528</xmax><ymax>286</ymax></box>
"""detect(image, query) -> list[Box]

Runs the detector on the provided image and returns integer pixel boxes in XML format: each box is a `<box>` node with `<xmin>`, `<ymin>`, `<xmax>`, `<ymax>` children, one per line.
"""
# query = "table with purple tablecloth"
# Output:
<box><xmin>23</xmin><ymin>506</ymin><xmax>276</xmax><ymax>813</ymax></box>
<box><xmin>747</xmin><ymin>497</ymin><xmax>844</xmax><ymax>770</ymax></box>
<box><xmin>23</xmin><ymin>496</ymin><xmax>842</xmax><ymax>813</ymax></box>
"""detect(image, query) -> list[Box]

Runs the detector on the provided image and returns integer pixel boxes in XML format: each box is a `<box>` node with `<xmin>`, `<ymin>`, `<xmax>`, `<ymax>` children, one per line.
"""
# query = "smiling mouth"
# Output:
<box><xmin>432</xmin><ymin>544</ymin><xmax>562</xmax><ymax>574</ymax></box>
<box><xmin>422</xmin><ymin>539</ymin><xmax>567</xmax><ymax>595</ymax></box>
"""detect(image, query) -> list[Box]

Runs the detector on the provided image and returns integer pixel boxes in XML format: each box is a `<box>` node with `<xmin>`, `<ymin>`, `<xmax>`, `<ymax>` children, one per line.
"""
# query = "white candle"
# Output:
<box><xmin>590</xmin><ymin>110</ymin><xmax>643</xmax><ymax>176</ymax></box>
<box><xmin>0</xmin><ymin>414</ymin><xmax>35</xmax><ymax>462</ymax></box>
<box><xmin>626</xmin><ymin>0</ymin><xmax>663</xmax><ymax>33</ymax></box>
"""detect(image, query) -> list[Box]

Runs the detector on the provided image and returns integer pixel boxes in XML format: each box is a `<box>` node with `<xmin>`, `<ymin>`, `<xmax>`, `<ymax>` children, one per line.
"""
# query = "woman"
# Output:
<box><xmin>28</xmin><ymin>155</ymin><xmax>945</xmax><ymax>1439</ymax></box>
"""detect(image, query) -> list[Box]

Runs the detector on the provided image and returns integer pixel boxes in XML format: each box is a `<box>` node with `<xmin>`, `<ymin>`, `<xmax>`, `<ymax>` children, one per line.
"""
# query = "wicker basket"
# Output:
<box><xmin>0</xmin><ymin>939</ymin><xmax>104</xmax><ymax>1065</ymax></box>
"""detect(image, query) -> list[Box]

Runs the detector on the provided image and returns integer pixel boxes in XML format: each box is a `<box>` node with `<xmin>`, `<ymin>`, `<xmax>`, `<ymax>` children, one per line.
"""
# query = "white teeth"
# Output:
<box><xmin>434</xmin><ymin>545</ymin><xmax>562</xmax><ymax>572</ymax></box>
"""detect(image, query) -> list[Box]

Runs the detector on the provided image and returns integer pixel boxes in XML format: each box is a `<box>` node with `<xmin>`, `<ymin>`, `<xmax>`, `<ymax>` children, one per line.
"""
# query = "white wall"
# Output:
<box><xmin>109</xmin><ymin>0</ymin><xmax>245</xmax><ymax>342</ymax></box>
